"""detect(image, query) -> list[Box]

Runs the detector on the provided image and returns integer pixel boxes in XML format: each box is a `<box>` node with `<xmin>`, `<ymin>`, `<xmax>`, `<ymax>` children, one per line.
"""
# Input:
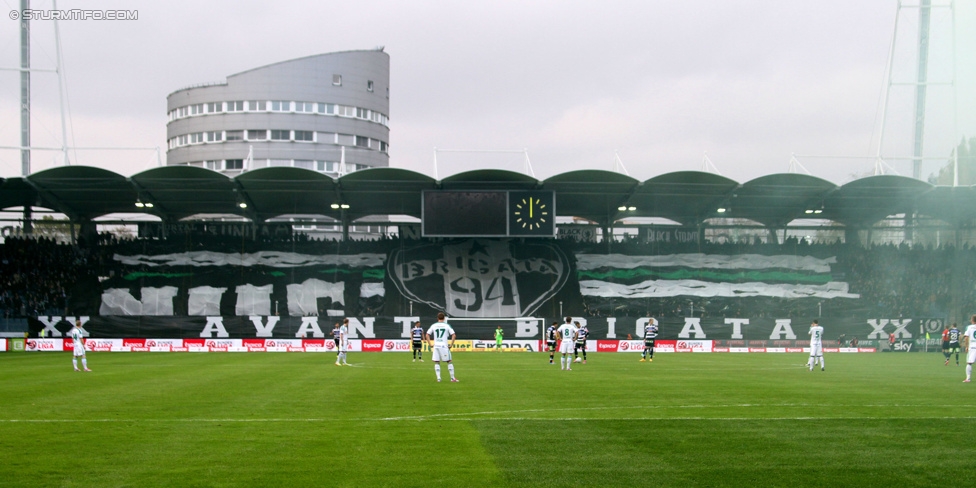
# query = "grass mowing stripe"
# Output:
<box><xmin>3</xmin><ymin>351</ymin><xmax>975</xmax><ymax>486</ymax></box>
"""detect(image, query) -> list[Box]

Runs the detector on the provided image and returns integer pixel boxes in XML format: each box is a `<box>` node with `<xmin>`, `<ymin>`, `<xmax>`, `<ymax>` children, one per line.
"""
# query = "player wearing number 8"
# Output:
<box><xmin>426</xmin><ymin>312</ymin><xmax>458</xmax><ymax>382</ymax></box>
<box><xmin>808</xmin><ymin>319</ymin><xmax>824</xmax><ymax>372</ymax></box>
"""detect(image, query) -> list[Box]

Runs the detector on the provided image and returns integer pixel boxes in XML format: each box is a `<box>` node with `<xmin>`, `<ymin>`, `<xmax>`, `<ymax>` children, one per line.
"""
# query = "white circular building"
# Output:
<box><xmin>166</xmin><ymin>49</ymin><xmax>390</xmax><ymax>176</ymax></box>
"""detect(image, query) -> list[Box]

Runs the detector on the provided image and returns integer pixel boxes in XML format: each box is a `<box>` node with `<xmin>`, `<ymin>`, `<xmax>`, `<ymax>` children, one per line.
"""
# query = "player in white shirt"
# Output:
<box><xmin>808</xmin><ymin>319</ymin><xmax>824</xmax><ymax>372</ymax></box>
<box><xmin>556</xmin><ymin>316</ymin><xmax>578</xmax><ymax>371</ymax></box>
<box><xmin>963</xmin><ymin>314</ymin><xmax>976</xmax><ymax>383</ymax></box>
<box><xmin>426</xmin><ymin>312</ymin><xmax>458</xmax><ymax>382</ymax></box>
<box><xmin>68</xmin><ymin>319</ymin><xmax>91</xmax><ymax>372</ymax></box>
<box><xmin>335</xmin><ymin>318</ymin><xmax>350</xmax><ymax>366</ymax></box>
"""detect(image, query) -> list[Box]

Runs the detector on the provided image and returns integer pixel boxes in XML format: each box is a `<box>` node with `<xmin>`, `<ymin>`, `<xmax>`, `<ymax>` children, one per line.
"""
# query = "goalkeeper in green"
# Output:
<box><xmin>494</xmin><ymin>325</ymin><xmax>504</xmax><ymax>351</ymax></box>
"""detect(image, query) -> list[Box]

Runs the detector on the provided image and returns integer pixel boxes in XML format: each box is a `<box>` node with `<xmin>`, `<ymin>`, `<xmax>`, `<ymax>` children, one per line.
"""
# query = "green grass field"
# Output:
<box><xmin>2</xmin><ymin>350</ymin><xmax>975</xmax><ymax>487</ymax></box>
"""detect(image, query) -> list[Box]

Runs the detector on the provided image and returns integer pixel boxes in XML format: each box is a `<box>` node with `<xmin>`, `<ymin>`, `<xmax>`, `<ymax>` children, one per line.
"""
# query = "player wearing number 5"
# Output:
<box><xmin>426</xmin><ymin>312</ymin><xmax>458</xmax><ymax>382</ymax></box>
<box><xmin>808</xmin><ymin>319</ymin><xmax>825</xmax><ymax>372</ymax></box>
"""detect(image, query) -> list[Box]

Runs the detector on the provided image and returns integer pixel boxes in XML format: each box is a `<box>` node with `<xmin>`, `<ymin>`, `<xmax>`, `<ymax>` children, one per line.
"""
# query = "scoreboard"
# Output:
<box><xmin>422</xmin><ymin>190</ymin><xmax>555</xmax><ymax>237</ymax></box>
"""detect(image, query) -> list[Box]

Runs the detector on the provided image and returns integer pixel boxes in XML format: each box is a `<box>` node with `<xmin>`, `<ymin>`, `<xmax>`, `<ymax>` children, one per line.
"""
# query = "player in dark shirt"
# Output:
<box><xmin>546</xmin><ymin>322</ymin><xmax>558</xmax><ymax>364</ymax></box>
<box><xmin>640</xmin><ymin>318</ymin><xmax>659</xmax><ymax>362</ymax></box>
<box><xmin>948</xmin><ymin>323</ymin><xmax>962</xmax><ymax>366</ymax></box>
<box><xmin>411</xmin><ymin>321</ymin><xmax>425</xmax><ymax>362</ymax></box>
<box><xmin>574</xmin><ymin>321</ymin><xmax>589</xmax><ymax>364</ymax></box>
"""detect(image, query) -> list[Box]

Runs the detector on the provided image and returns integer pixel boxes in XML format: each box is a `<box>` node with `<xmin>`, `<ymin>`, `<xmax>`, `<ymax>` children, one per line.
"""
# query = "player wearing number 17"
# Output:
<box><xmin>426</xmin><ymin>312</ymin><xmax>458</xmax><ymax>382</ymax></box>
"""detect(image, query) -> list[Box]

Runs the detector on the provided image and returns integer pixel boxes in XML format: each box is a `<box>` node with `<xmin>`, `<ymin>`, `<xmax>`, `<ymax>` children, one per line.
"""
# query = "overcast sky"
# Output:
<box><xmin>0</xmin><ymin>0</ymin><xmax>973</xmax><ymax>184</ymax></box>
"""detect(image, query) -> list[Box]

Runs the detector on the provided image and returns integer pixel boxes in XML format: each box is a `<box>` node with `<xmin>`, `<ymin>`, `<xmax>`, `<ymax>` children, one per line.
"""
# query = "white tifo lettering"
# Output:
<box><xmin>249</xmin><ymin>316</ymin><xmax>279</xmax><ymax>337</ymax></box>
<box><xmin>516</xmin><ymin>319</ymin><xmax>539</xmax><ymax>338</ymax></box>
<box><xmin>768</xmin><ymin>319</ymin><xmax>796</xmax><ymax>340</ymax></box>
<box><xmin>200</xmin><ymin>317</ymin><xmax>229</xmax><ymax>338</ymax></box>
<box><xmin>394</xmin><ymin>316</ymin><xmax>419</xmax><ymax>338</ymax></box>
<box><xmin>606</xmin><ymin>317</ymin><xmax>616</xmax><ymax>338</ymax></box>
<box><xmin>867</xmin><ymin>319</ymin><xmax>889</xmax><ymax>339</ymax></box>
<box><xmin>347</xmin><ymin>317</ymin><xmax>375</xmax><ymax>338</ymax></box>
<box><xmin>295</xmin><ymin>317</ymin><xmax>324</xmax><ymax>338</ymax></box>
<box><xmin>678</xmin><ymin>318</ymin><xmax>706</xmax><ymax>338</ymax></box>
<box><xmin>38</xmin><ymin>316</ymin><xmax>89</xmax><ymax>337</ymax></box>
<box><xmin>636</xmin><ymin>317</ymin><xmax>652</xmax><ymax>337</ymax></box>
<box><xmin>890</xmin><ymin>319</ymin><xmax>913</xmax><ymax>339</ymax></box>
<box><xmin>725</xmin><ymin>318</ymin><xmax>748</xmax><ymax>339</ymax></box>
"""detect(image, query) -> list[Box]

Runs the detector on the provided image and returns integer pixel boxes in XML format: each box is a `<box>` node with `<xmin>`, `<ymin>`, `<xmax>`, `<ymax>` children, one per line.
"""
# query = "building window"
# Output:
<box><xmin>177</xmin><ymin>106</ymin><xmax>188</xmax><ymax>117</ymax></box>
<box><xmin>367</xmin><ymin>80</ymin><xmax>374</xmax><ymax>92</ymax></box>
<box><xmin>337</xmin><ymin>134</ymin><xmax>355</xmax><ymax>146</ymax></box>
<box><xmin>318</xmin><ymin>161</ymin><xmax>340</xmax><ymax>173</ymax></box>
<box><xmin>355</xmin><ymin>136</ymin><xmax>369</xmax><ymax>148</ymax></box>
<box><xmin>270</xmin><ymin>130</ymin><xmax>290</xmax><ymax>141</ymax></box>
<box><xmin>271</xmin><ymin>100</ymin><xmax>290</xmax><ymax>112</ymax></box>
<box><xmin>190</xmin><ymin>104</ymin><xmax>203</xmax><ymax>115</ymax></box>
<box><xmin>337</xmin><ymin>105</ymin><xmax>354</xmax><ymax>117</ymax></box>
<box><xmin>294</xmin><ymin>159</ymin><xmax>314</xmax><ymax>169</ymax></box>
<box><xmin>206</xmin><ymin>102</ymin><xmax>222</xmax><ymax>113</ymax></box>
<box><xmin>379</xmin><ymin>141</ymin><xmax>388</xmax><ymax>152</ymax></box>
<box><xmin>270</xmin><ymin>159</ymin><xmax>291</xmax><ymax>167</ymax></box>
<box><xmin>177</xmin><ymin>134</ymin><xmax>188</xmax><ymax>145</ymax></box>
<box><xmin>205</xmin><ymin>131</ymin><xmax>222</xmax><ymax>142</ymax></box>
<box><xmin>226</xmin><ymin>101</ymin><xmax>244</xmax><ymax>112</ymax></box>
<box><xmin>296</xmin><ymin>102</ymin><xmax>314</xmax><ymax>113</ymax></box>
<box><xmin>225</xmin><ymin>130</ymin><xmax>243</xmax><ymax>141</ymax></box>
<box><xmin>318</xmin><ymin>103</ymin><xmax>335</xmax><ymax>115</ymax></box>
<box><xmin>190</xmin><ymin>133</ymin><xmax>204</xmax><ymax>144</ymax></box>
<box><xmin>248</xmin><ymin>100</ymin><xmax>266</xmax><ymax>111</ymax></box>
<box><xmin>225</xmin><ymin>159</ymin><xmax>244</xmax><ymax>170</ymax></box>
<box><xmin>247</xmin><ymin>130</ymin><xmax>267</xmax><ymax>140</ymax></box>
<box><xmin>356</xmin><ymin>107</ymin><xmax>368</xmax><ymax>119</ymax></box>
<box><xmin>293</xmin><ymin>130</ymin><xmax>313</xmax><ymax>142</ymax></box>
<box><xmin>332</xmin><ymin>74</ymin><xmax>341</xmax><ymax>86</ymax></box>
<box><xmin>204</xmin><ymin>160</ymin><xmax>220</xmax><ymax>170</ymax></box>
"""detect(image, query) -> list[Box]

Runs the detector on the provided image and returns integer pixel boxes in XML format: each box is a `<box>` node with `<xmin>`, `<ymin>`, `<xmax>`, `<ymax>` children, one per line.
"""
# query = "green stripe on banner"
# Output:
<box><xmin>577</xmin><ymin>268</ymin><xmax>832</xmax><ymax>284</ymax></box>
<box><xmin>124</xmin><ymin>272</ymin><xmax>194</xmax><ymax>280</ymax></box>
<box><xmin>314</xmin><ymin>268</ymin><xmax>385</xmax><ymax>280</ymax></box>
<box><xmin>363</xmin><ymin>269</ymin><xmax>385</xmax><ymax>280</ymax></box>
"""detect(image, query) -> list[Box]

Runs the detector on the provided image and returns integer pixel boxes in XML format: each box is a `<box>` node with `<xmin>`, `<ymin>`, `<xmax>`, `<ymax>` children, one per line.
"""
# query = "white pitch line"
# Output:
<box><xmin>6</xmin><ymin>403</ymin><xmax>974</xmax><ymax>424</ymax></box>
<box><xmin>3</xmin><ymin>415</ymin><xmax>976</xmax><ymax>423</ymax></box>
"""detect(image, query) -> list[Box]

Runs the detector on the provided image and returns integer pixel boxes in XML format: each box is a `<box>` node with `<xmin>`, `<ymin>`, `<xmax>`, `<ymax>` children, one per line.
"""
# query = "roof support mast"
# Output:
<box><xmin>912</xmin><ymin>0</ymin><xmax>932</xmax><ymax>180</ymax></box>
<box><xmin>20</xmin><ymin>0</ymin><xmax>32</xmax><ymax>234</ymax></box>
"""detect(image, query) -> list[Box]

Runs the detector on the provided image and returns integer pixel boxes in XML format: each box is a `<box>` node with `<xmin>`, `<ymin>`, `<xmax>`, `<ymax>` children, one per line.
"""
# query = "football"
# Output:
<box><xmin>574</xmin><ymin>358</ymin><xmax>582</xmax><ymax>363</ymax></box>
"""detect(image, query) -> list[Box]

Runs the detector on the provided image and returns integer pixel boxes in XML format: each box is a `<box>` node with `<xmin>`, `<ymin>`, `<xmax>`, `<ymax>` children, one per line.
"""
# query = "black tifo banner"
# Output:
<box><xmin>30</xmin><ymin>316</ymin><xmax>943</xmax><ymax>341</ymax></box>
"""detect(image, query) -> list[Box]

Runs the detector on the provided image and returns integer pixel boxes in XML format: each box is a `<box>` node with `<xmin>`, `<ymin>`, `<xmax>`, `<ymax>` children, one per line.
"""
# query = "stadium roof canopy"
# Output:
<box><xmin>2</xmin><ymin>166</ymin><xmax>974</xmax><ymax>229</ymax></box>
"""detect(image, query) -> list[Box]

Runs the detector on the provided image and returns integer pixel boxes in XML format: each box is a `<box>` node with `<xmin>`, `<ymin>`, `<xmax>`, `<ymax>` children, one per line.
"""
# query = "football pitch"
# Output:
<box><xmin>2</xmin><ymin>351</ymin><xmax>975</xmax><ymax>487</ymax></box>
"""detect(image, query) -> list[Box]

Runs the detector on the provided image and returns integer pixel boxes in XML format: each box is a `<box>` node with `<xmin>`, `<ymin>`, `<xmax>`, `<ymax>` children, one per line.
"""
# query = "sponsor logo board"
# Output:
<box><xmin>26</xmin><ymin>339</ymin><xmax>61</xmax><ymax>351</ymax></box>
<box><xmin>0</xmin><ymin>339</ymin><xmax>6</xmax><ymax>352</ymax></box>
<box><xmin>383</xmin><ymin>340</ymin><xmax>412</xmax><ymax>352</ymax></box>
<box><xmin>472</xmin><ymin>340</ymin><xmax>538</xmax><ymax>352</ymax></box>
<box><xmin>617</xmin><ymin>340</ymin><xmax>645</xmax><ymax>352</ymax></box>
<box><xmin>596</xmin><ymin>340</ymin><xmax>618</xmax><ymax>352</ymax></box>
<box><xmin>361</xmin><ymin>339</ymin><xmax>385</xmax><ymax>352</ymax></box>
<box><xmin>87</xmin><ymin>339</ymin><xmax>122</xmax><ymax>352</ymax></box>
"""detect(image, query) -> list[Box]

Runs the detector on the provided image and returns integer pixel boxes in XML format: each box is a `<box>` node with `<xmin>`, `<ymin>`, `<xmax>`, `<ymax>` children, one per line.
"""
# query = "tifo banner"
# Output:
<box><xmin>389</xmin><ymin>239</ymin><xmax>570</xmax><ymax>317</ymax></box>
<box><xmin>30</xmin><ymin>315</ymin><xmax>921</xmax><ymax>342</ymax></box>
<box><xmin>576</xmin><ymin>253</ymin><xmax>859</xmax><ymax>299</ymax></box>
<box><xmin>99</xmin><ymin>251</ymin><xmax>386</xmax><ymax>318</ymax></box>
